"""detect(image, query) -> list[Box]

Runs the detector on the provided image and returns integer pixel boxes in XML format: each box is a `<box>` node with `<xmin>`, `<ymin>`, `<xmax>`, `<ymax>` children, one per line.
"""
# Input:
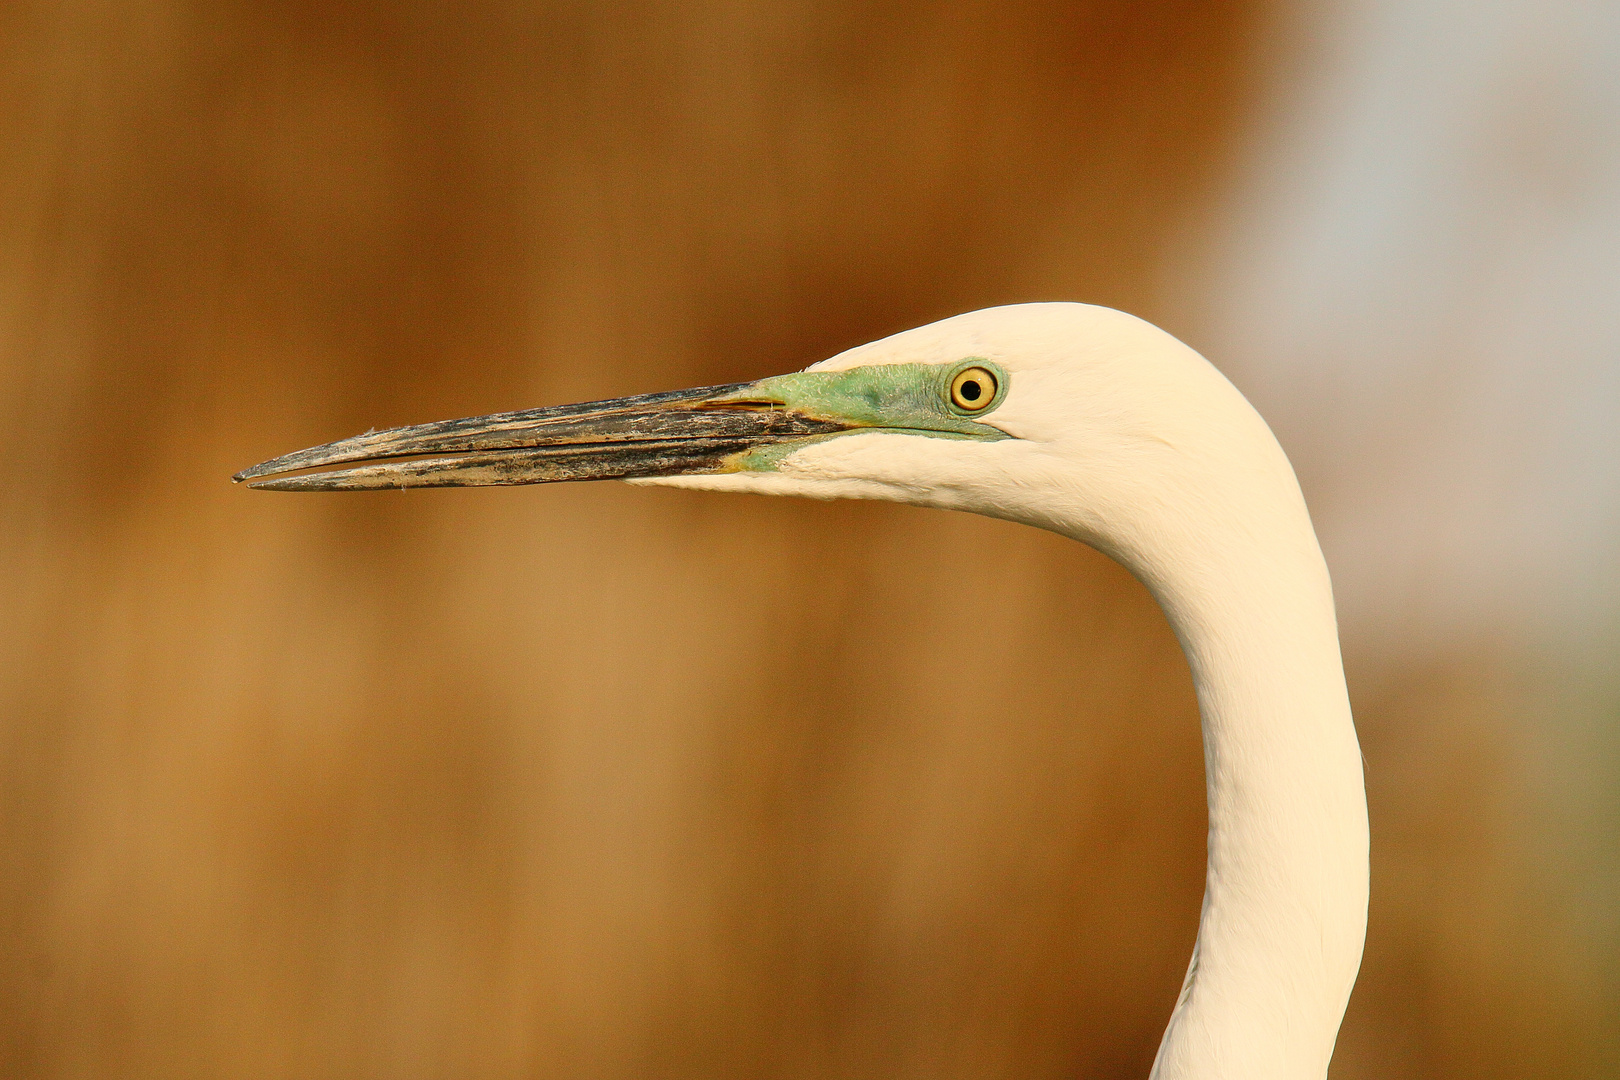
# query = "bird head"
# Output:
<box><xmin>236</xmin><ymin>303</ymin><xmax>1269</xmax><ymax>563</ymax></box>
<box><xmin>234</xmin><ymin>302</ymin><xmax>1366</xmax><ymax>1077</ymax></box>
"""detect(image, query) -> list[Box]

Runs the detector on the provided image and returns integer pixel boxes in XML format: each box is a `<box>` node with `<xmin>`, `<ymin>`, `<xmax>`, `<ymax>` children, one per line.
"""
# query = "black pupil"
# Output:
<box><xmin>960</xmin><ymin>379</ymin><xmax>982</xmax><ymax>401</ymax></box>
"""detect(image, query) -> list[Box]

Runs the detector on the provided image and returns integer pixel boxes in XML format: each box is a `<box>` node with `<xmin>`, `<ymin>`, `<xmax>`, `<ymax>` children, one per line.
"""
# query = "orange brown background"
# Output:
<box><xmin>0</xmin><ymin>2</ymin><xmax>1611</xmax><ymax>1078</ymax></box>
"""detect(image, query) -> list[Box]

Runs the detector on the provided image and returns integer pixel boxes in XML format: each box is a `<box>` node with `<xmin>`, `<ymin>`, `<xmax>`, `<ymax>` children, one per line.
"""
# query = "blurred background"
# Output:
<box><xmin>1</xmin><ymin>0</ymin><xmax>1615</xmax><ymax>1076</ymax></box>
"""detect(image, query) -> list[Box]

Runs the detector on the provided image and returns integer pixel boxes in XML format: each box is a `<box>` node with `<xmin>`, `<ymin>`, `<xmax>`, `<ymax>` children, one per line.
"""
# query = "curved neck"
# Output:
<box><xmin>1030</xmin><ymin>446</ymin><xmax>1360</xmax><ymax>1075</ymax></box>
<box><xmin>1147</xmin><ymin>522</ymin><xmax>1367</xmax><ymax>1079</ymax></box>
<box><xmin>1051</xmin><ymin>458</ymin><xmax>1368</xmax><ymax>1078</ymax></box>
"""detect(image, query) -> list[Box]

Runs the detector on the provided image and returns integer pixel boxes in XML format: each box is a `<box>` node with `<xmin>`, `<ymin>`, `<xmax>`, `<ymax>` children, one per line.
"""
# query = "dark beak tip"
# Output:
<box><xmin>233</xmin><ymin>453</ymin><xmax>309</xmax><ymax>485</ymax></box>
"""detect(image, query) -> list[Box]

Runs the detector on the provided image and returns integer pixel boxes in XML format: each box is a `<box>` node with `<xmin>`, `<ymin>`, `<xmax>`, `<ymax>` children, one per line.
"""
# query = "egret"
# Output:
<box><xmin>237</xmin><ymin>303</ymin><xmax>1369</xmax><ymax>1080</ymax></box>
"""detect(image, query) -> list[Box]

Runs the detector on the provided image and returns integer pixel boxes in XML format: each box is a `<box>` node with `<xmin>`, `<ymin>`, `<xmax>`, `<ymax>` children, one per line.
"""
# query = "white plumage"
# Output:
<box><xmin>242</xmin><ymin>302</ymin><xmax>1370</xmax><ymax>1079</ymax></box>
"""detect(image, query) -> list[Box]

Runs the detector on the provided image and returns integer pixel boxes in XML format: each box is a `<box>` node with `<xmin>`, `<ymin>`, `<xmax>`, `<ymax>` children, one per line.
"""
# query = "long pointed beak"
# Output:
<box><xmin>233</xmin><ymin>381</ymin><xmax>853</xmax><ymax>491</ymax></box>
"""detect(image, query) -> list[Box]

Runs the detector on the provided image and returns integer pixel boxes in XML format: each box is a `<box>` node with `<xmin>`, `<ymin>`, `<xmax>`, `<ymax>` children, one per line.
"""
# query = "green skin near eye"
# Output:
<box><xmin>712</xmin><ymin>360</ymin><xmax>1010</xmax><ymax>474</ymax></box>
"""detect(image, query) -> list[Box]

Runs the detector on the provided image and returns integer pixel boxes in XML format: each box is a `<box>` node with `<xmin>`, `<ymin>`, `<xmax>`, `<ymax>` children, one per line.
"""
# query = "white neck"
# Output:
<box><xmin>649</xmin><ymin>304</ymin><xmax>1370</xmax><ymax>1075</ymax></box>
<box><xmin>1076</xmin><ymin>459</ymin><xmax>1369</xmax><ymax>1079</ymax></box>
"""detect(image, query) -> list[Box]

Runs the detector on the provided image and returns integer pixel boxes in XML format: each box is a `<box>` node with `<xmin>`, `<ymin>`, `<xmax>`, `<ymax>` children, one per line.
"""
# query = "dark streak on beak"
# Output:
<box><xmin>233</xmin><ymin>383</ymin><xmax>850</xmax><ymax>491</ymax></box>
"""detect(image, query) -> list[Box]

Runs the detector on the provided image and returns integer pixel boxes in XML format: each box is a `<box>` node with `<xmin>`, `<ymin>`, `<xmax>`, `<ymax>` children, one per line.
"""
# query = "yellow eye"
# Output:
<box><xmin>949</xmin><ymin>366</ymin><xmax>997</xmax><ymax>411</ymax></box>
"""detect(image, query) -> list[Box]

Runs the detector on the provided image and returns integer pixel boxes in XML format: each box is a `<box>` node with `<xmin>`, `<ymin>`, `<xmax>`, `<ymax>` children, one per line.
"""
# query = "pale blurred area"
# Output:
<box><xmin>0</xmin><ymin>2</ymin><xmax>1612</xmax><ymax>1079</ymax></box>
<box><xmin>1186</xmin><ymin>1</ymin><xmax>1620</xmax><ymax>1074</ymax></box>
